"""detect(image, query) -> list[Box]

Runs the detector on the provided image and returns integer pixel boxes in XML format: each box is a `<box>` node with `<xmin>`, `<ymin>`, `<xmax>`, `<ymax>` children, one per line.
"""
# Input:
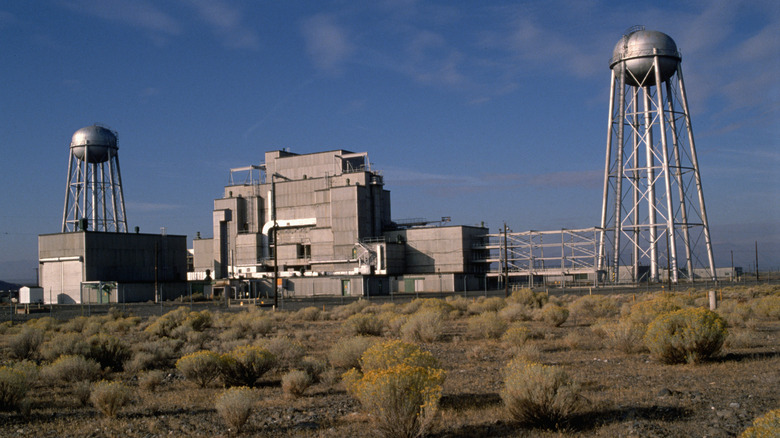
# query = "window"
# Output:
<box><xmin>297</xmin><ymin>243</ymin><xmax>311</xmax><ymax>259</ymax></box>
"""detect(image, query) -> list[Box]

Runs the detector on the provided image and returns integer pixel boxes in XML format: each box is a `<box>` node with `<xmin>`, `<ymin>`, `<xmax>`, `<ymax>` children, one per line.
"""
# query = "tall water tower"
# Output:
<box><xmin>61</xmin><ymin>125</ymin><xmax>128</xmax><ymax>233</ymax></box>
<box><xmin>597</xmin><ymin>26</ymin><xmax>716</xmax><ymax>283</ymax></box>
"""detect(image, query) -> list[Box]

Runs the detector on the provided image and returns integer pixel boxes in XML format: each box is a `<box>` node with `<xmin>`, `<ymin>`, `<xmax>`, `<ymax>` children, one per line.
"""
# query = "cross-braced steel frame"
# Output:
<box><xmin>597</xmin><ymin>53</ymin><xmax>715</xmax><ymax>283</ymax></box>
<box><xmin>62</xmin><ymin>146</ymin><xmax>127</xmax><ymax>233</ymax></box>
<box><xmin>485</xmin><ymin>228</ymin><xmax>600</xmax><ymax>286</ymax></box>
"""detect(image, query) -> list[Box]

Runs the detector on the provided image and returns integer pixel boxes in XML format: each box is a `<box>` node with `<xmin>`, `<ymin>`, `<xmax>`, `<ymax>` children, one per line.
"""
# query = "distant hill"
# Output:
<box><xmin>0</xmin><ymin>280</ymin><xmax>22</xmax><ymax>291</ymax></box>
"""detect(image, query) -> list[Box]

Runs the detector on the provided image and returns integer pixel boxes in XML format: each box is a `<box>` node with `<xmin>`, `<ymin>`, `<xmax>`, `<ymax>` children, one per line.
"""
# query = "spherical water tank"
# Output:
<box><xmin>71</xmin><ymin>125</ymin><xmax>118</xmax><ymax>163</ymax></box>
<box><xmin>610</xmin><ymin>28</ymin><xmax>680</xmax><ymax>87</ymax></box>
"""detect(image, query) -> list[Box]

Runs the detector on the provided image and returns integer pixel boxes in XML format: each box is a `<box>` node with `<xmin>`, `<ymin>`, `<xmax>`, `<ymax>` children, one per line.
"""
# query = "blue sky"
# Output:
<box><xmin>1</xmin><ymin>0</ymin><xmax>778</xmax><ymax>283</ymax></box>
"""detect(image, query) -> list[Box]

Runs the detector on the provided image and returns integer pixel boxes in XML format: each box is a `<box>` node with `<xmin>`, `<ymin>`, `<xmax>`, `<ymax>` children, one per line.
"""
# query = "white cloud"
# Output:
<box><xmin>300</xmin><ymin>14</ymin><xmax>354</xmax><ymax>74</ymax></box>
<box><xmin>187</xmin><ymin>0</ymin><xmax>259</xmax><ymax>49</ymax></box>
<box><xmin>63</xmin><ymin>0</ymin><xmax>182</xmax><ymax>37</ymax></box>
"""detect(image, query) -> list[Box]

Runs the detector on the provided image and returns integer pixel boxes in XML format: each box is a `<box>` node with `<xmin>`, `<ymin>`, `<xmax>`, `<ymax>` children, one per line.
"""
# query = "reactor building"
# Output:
<box><xmin>38</xmin><ymin>125</ymin><xmax>188</xmax><ymax>304</ymax></box>
<box><xmin>190</xmin><ymin>149</ymin><xmax>490</xmax><ymax>297</ymax></box>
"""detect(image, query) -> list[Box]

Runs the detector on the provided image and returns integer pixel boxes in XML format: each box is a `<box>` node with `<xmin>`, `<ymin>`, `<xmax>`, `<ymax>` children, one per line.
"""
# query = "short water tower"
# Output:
<box><xmin>597</xmin><ymin>27</ymin><xmax>716</xmax><ymax>283</ymax></box>
<box><xmin>61</xmin><ymin>125</ymin><xmax>128</xmax><ymax>232</ymax></box>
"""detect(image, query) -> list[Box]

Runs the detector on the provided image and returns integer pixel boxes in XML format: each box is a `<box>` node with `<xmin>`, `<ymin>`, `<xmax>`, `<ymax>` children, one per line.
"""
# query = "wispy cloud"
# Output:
<box><xmin>62</xmin><ymin>0</ymin><xmax>182</xmax><ymax>38</ymax></box>
<box><xmin>188</xmin><ymin>0</ymin><xmax>259</xmax><ymax>49</ymax></box>
<box><xmin>300</xmin><ymin>14</ymin><xmax>354</xmax><ymax>74</ymax></box>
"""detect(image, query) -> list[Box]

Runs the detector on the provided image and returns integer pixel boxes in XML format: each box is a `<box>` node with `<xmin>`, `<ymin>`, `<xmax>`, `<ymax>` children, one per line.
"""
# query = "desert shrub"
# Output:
<box><xmin>343</xmin><ymin>313</ymin><xmax>384</xmax><ymax>336</ymax></box>
<box><xmin>227</xmin><ymin>310</ymin><xmax>275</xmax><ymax>337</ymax></box>
<box><xmin>400</xmin><ymin>310</ymin><xmax>445</xmax><ymax>343</ymax></box>
<box><xmin>467</xmin><ymin>296</ymin><xmax>506</xmax><ymax>315</ymax></box>
<box><xmin>563</xmin><ymin>330</ymin><xmax>601</xmax><ymax>350</ymax></box>
<box><xmin>90</xmin><ymin>380</ymin><xmax>131</xmax><ymax>417</ymax></box>
<box><xmin>508</xmin><ymin>288</ymin><xmax>548</xmax><ymax>309</ymax></box>
<box><xmin>138</xmin><ymin>370</ymin><xmax>166</xmax><ymax>392</ymax></box>
<box><xmin>125</xmin><ymin>338</ymin><xmax>182</xmax><ymax>372</ymax></box>
<box><xmin>384</xmin><ymin>313</ymin><xmax>408</xmax><ymax>337</ymax></box>
<box><xmin>294</xmin><ymin>306</ymin><xmax>322</xmax><ymax>321</ymax></box>
<box><xmin>500</xmin><ymin>358</ymin><xmax>581</xmax><ymax>428</ymax></box>
<box><xmin>219</xmin><ymin>345</ymin><xmax>277</xmax><ymax>387</ymax></box>
<box><xmin>216</xmin><ymin>386</ymin><xmax>257</xmax><ymax>433</ymax></box>
<box><xmin>498</xmin><ymin>303</ymin><xmax>534</xmax><ymax>322</ymax></box>
<box><xmin>740</xmin><ymin>408</ymin><xmax>780</xmax><ymax>438</ymax></box>
<box><xmin>42</xmin><ymin>355</ymin><xmax>101</xmax><ymax>384</ymax></box>
<box><xmin>184</xmin><ymin>310</ymin><xmax>213</xmax><ymax>332</ymax></box>
<box><xmin>74</xmin><ymin>381</ymin><xmax>92</xmax><ymax>406</ymax></box>
<box><xmin>0</xmin><ymin>366</ymin><xmax>29</xmax><ymax>411</ymax></box>
<box><xmin>61</xmin><ymin>316</ymin><xmax>90</xmax><ymax>333</ymax></box>
<box><xmin>752</xmin><ymin>295</ymin><xmax>780</xmax><ymax>320</ymax></box>
<box><xmin>328</xmin><ymin>336</ymin><xmax>377</xmax><ymax>370</ymax></box>
<box><xmin>644</xmin><ymin>307</ymin><xmax>728</xmax><ymax>364</ymax></box>
<box><xmin>717</xmin><ymin>300</ymin><xmax>755</xmax><ymax>328</ymax></box>
<box><xmin>626</xmin><ymin>295</ymin><xmax>683</xmax><ymax>325</ymax></box>
<box><xmin>597</xmin><ymin>319</ymin><xmax>647</xmax><ymax>354</ymax></box>
<box><xmin>344</xmin><ymin>339</ymin><xmax>445</xmax><ymax>438</ymax></box>
<box><xmin>502</xmin><ymin>323</ymin><xmax>532</xmax><ymax>348</ymax></box>
<box><xmin>40</xmin><ymin>332</ymin><xmax>91</xmax><ymax>361</ymax></box>
<box><xmin>103</xmin><ymin>315</ymin><xmax>141</xmax><ymax>334</ymax></box>
<box><xmin>725</xmin><ymin>329</ymin><xmax>763</xmax><ymax>349</ymax></box>
<box><xmin>513</xmin><ymin>344</ymin><xmax>543</xmax><ymax>362</ymax></box>
<box><xmin>569</xmin><ymin>295</ymin><xmax>619</xmax><ymax>323</ymax></box>
<box><xmin>331</xmin><ymin>300</ymin><xmax>372</xmax><ymax>320</ymax></box>
<box><xmin>445</xmin><ymin>296</ymin><xmax>471</xmax><ymax>314</ymax></box>
<box><xmin>360</xmin><ymin>339</ymin><xmax>438</xmax><ymax>372</ymax></box>
<box><xmin>282</xmin><ymin>369</ymin><xmax>313</xmax><ymax>398</ymax></box>
<box><xmin>144</xmin><ymin>307</ymin><xmax>189</xmax><ymax>337</ymax></box>
<box><xmin>536</xmin><ymin>303</ymin><xmax>569</xmax><ymax>327</ymax></box>
<box><xmin>300</xmin><ymin>356</ymin><xmax>327</xmax><ymax>383</ymax></box>
<box><xmin>26</xmin><ymin>316</ymin><xmax>58</xmax><ymax>332</ymax></box>
<box><xmin>468</xmin><ymin>311</ymin><xmax>508</xmax><ymax>339</ymax></box>
<box><xmin>86</xmin><ymin>333</ymin><xmax>131</xmax><ymax>371</ymax></box>
<box><xmin>176</xmin><ymin>350</ymin><xmax>222</xmax><ymax>387</ymax></box>
<box><xmin>9</xmin><ymin>326</ymin><xmax>44</xmax><ymax>360</ymax></box>
<box><xmin>258</xmin><ymin>336</ymin><xmax>305</xmax><ymax>369</ymax></box>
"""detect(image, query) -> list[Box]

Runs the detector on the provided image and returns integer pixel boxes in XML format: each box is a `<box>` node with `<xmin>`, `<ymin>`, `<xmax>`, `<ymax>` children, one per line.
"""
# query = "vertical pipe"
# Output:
<box><xmin>631</xmin><ymin>88</ymin><xmax>640</xmax><ymax>281</ymax></box>
<box><xmin>676</xmin><ymin>66</ymin><xmax>716</xmax><ymax>280</ymax></box>
<box><xmin>654</xmin><ymin>53</ymin><xmax>679</xmax><ymax>283</ymax></box>
<box><xmin>91</xmin><ymin>162</ymin><xmax>98</xmax><ymax>231</ymax></box>
<box><xmin>613</xmin><ymin>64</ymin><xmax>627</xmax><ymax>282</ymax></box>
<box><xmin>665</xmin><ymin>79</ymin><xmax>693</xmax><ymax>280</ymax></box>
<box><xmin>598</xmin><ymin>69</ymin><xmax>617</xmax><ymax>273</ymax></box>
<box><xmin>642</xmin><ymin>86</ymin><xmax>658</xmax><ymax>281</ymax></box>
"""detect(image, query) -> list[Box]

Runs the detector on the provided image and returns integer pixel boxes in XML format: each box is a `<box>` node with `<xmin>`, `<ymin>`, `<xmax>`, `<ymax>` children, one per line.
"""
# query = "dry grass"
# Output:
<box><xmin>0</xmin><ymin>284</ymin><xmax>778</xmax><ymax>437</ymax></box>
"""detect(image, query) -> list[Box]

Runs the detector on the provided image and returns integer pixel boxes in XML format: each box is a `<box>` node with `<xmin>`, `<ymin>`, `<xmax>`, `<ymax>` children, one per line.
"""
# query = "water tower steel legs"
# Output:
<box><xmin>598</xmin><ymin>54</ymin><xmax>715</xmax><ymax>283</ymax></box>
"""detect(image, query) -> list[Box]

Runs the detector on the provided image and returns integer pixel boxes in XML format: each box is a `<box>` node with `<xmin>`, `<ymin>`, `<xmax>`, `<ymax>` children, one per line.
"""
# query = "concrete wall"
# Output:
<box><xmin>384</xmin><ymin>226</ymin><xmax>489</xmax><ymax>275</ymax></box>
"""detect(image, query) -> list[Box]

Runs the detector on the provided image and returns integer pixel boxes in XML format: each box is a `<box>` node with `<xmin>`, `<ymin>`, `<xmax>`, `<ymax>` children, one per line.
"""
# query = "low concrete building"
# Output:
<box><xmin>39</xmin><ymin>231</ymin><xmax>188</xmax><ymax>303</ymax></box>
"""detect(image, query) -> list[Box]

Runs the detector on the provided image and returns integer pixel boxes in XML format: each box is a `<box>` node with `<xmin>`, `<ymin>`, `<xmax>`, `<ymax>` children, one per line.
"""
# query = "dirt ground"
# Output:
<box><xmin>0</xmin><ymin>285</ymin><xmax>778</xmax><ymax>437</ymax></box>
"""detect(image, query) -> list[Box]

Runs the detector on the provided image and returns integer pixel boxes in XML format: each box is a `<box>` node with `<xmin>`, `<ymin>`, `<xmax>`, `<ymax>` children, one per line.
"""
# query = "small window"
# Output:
<box><xmin>297</xmin><ymin>243</ymin><xmax>311</xmax><ymax>259</ymax></box>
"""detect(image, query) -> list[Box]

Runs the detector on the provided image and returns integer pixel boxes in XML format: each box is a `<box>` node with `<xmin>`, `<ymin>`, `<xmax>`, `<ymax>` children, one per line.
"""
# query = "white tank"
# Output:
<box><xmin>71</xmin><ymin>125</ymin><xmax>118</xmax><ymax>163</ymax></box>
<box><xmin>610</xmin><ymin>28</ymin><xmax>680</xmax><ymax>87</ymax></box>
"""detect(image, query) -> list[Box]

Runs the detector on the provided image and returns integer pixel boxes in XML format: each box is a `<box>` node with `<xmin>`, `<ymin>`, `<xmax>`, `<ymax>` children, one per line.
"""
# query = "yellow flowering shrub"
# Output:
<box><xmin>740</xmin><ymin>408</ymin><xmax>780</xmax><ymax>438</ymax></box>
<box><xmin>644</xmin><ymin>307</ymin><xmax>727</xmax><ymax>364</ymax></box>
<box><xmin>176</xmin><ymin>350</ymin><xmax>221</xmax><ymax>387</ymax></box>
<box><xmin>343</xmin><ymin>340</ymin><xmax>446</xmax><ymax>438</ymax></box>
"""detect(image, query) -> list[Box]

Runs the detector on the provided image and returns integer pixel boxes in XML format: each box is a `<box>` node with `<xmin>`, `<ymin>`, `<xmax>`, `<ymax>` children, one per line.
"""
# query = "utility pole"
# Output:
<box><xmin>730</xmin><ymin>250</ymin><xmax>734</xmax><ymax>282</ymax></box>
<box><xmin>755</xmin><ymin>241</ymin><xmax>759</xmax><ymax>281</ymax></box>
<box><xmin>503</xmin><ymin>222</ymin><xmax>509</xmax><ymax>298</ymax></box>
<box><xmin>273</xmin><ymin>174</ymin><xmax>279</xmax><ymax>309</ymax></box>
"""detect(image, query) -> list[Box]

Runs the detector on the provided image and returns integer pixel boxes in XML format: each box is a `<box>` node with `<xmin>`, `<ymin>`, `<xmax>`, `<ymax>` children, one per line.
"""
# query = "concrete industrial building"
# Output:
<box><xmin>38</xmin><ymin>125</ymin><xmax>188</xmax><ymax>304</ymax></box>
<box><xmin>191</xmin><ymin>149</ymin><xmax>489</xmax><ymax>297</ymax></box>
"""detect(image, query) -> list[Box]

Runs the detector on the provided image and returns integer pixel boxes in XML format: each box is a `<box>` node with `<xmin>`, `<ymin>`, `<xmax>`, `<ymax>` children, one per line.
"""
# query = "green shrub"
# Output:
<box><xmin>537</xmin><ymin>303</ymin><xmax>569</xmax><ymax>327</ymax></box>
<box><xmin>597</xmin><ymin>319</ymin><xmax>647</xmax><ymax>354</ymax></box>
<box><xmin>282</xmin><ymin>369</ymin><xmax>313</xmax><ymax>398</ymax></box>
<box><xmin>86</xmin><ymin>334</ymin><xmax>131</xmax><ymax>371</ymax></box>
<box><xmin>627</xmin><ymin>295</ymin><xmax>683</xmax><ymax>325</ymax></box>
<box><xmin>61</xmin><ymin>316</ymin><xmax>90</xmax><ymax>333</ymax></box>
<box><xmin>740</xmin><ymin>408</ymin><xmax>780</xmax><ymax>438</ymax></box>
<box><xmin>331</xmin><ymin>300</ymin><xmax>372</xmax><ymax>320</ymax></box>
<box><xmin>41</xmin><ymin>332</ymin><xmax>91</xmax><ymax>361</ymax></box>
<box><xmin>258</xmin><ymin>336</ymin><xmax>305</xmax><ymax>370</ymax></box>
<box><xmin>300</xmin><ymin>355</ymin><xmax>327</xmax><ymax>383</ymax></box>
<box><xmin>498</xmin><ymin>303</ymin><xmax>534</xmax><ymax>322</ymax></box>
<box><xmin>227</xmin><ymin>310</ymin><xmax>275</xmax><ymax>336</ymax></box>
<box><xmin>176</xmin><ymin>350</ymin><xmax>222</xmax><ymax>387</ymax></box>
<box><xmin>43</xmin><ymin>355</ymin><xmax>101</xmax><ymax>384</ymax></box>
<box><xmin>467</xmin><ymin>296</ymin><xmax>506</xmax><ymax>315</ymax></box>
<box><xmin>184</xmin><ymin>310</ymin><xmax>213</xmax><ymax>332</ymax></box>
<box><xmin>343</xmin><ymin>313</ymin><xmax>384</xmax><ymax>336</ymax></box>
<box><xmin>219</xmin><ymin>345</ymin><xmax>277</xmax><ymax>387</ymax></box>
<box><xmin>752</xmin><ymin>295</ymin><xmax>780</xmax><ymax>320</ymax></box>
<box><xmin>138</xmin><ymin>370</ymin><xmax>166</xmax><ymax>392</ymax></box>
<box><xmin>569</xmin><ymin>295</ymin><xmax>619</xmax><ymax>322</ymax></box>
<box><xmin>144</xmin><ymin>307</ymin><xmax>189</xmax><ymax>337</ymax></box>
<box><xmin>0</xmin><ymin>366</ymin><xmax>29</xmax><ymax>411</ymax></box>
<box><xmin>468</xmin><ymin>311</ymin><xmax>508</xmax><ymax>339</ymax></box>
<box><xmin>9</xmin><ymin>326</ymin><xmax>44</xmax><ymax>360</ymax></box>
<box><xmin>294</xmin><ymin>306</ymin><xmax>322</xmax><ymax>321</ymax></box>
<box><xmin>216</xmin><ymin>386</ymin><xmax>257</xmax><ymax>433</ymax></box>
<box><xmin>125</xmin><ymin>338</ymin><xmax>182</xmax><ymax>372</ymax></box>
<box><xmin>400</xmin><ymin>310</ymin><xmax>445</xmax><ymax>343</ymax></box>
<box><xmin>508</xmin><ymin>288</ymin><xmax>548</xmax><ymax>309</ymax></box>
<box><xmin>500</xmin><ymin>358</ymin><xmax>581</xmax><ymax>428</ymax></box>
<box><xmin>90</xmin><ymin>380</ymin><xmax>131</xmax><ymax>417</ymax></box>
<box><xmin>344</xmin><ymin>339</ymin><xmax>445</xmax><ymax>438</ymax></box>
<box><xmin>328</xmin><ymin>336</ymin><xmax>377</xmax><ymax>370</ymax></box>
<box><xmin>644</xmin><ymin>307</ymin><xmax>728</xmax><ymax>364</ymax></box>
